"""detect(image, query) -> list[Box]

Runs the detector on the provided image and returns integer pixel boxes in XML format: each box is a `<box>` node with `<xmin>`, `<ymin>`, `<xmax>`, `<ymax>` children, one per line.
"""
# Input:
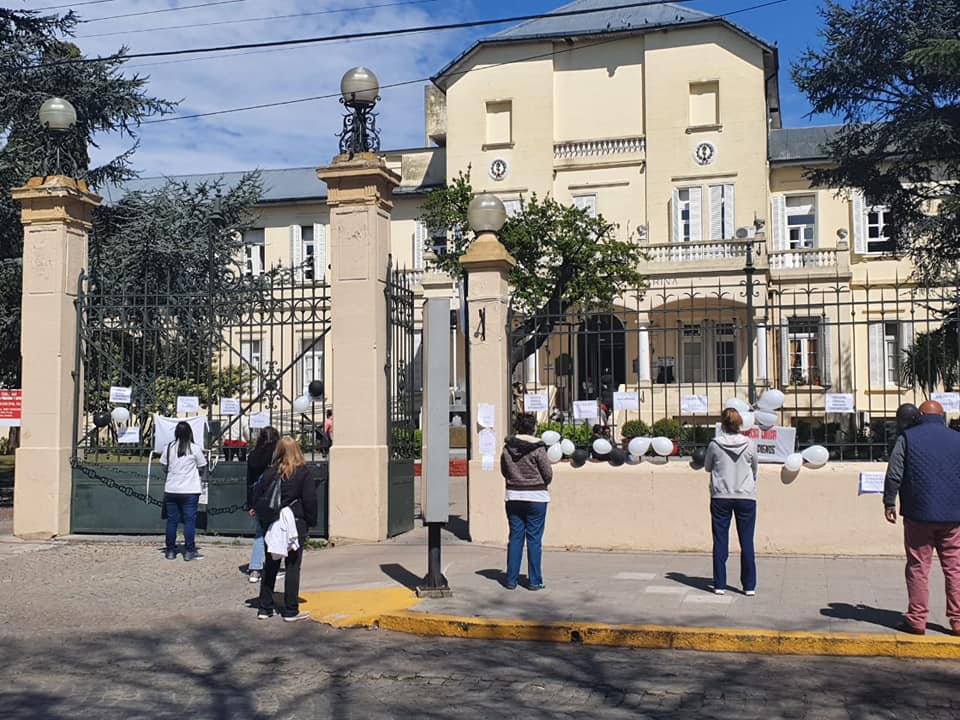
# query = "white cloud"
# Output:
<box><xmin>22</xmin><ymin>0</ymin><xmax>483</xmax><ymax>177</ymax></box>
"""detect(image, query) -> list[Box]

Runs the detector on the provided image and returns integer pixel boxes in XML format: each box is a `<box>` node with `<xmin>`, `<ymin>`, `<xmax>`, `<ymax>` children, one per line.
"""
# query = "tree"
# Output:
<box><xmin>0</xmin><ymin>8</ymin><xmax>175</xmax><ymax>386</ymax></box>
<box><xmin>792</xmin><ymin>0</ymin><xmax>960</xmax><ymax>283</ymax></box>
<box><xmin>420</xmin><ymin>170</ymin><xmax>646</xmax><ymax>371</ymax></box>
<box><xmin>900</xmin><ymin>303</ymin><xmax>960</xmax><ymax>393</ymax></box>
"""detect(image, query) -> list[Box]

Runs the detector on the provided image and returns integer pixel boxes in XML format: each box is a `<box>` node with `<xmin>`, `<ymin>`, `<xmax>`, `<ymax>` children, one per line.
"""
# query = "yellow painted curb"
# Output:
<box><xmin>300</xmin><ymin>587</ymin><xmax>420</xmax><ymax>628</ymax></box>
<box><xmin>376</xmin><ymin>611</ymin><xmax>960</xmax><ymax>659</ymax></box>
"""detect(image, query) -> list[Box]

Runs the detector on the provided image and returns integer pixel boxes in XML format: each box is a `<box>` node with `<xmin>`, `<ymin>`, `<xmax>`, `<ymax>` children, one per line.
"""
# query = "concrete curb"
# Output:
<box><xmin>377</xmin><ymin>611</ymin><xmax>960</xmax><ymax>659</ymax></box>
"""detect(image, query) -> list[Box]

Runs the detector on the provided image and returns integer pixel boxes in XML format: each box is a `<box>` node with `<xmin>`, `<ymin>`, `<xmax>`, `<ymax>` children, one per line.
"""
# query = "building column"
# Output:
<box><xmin>637</xmin><ymin>321</ymin><xmax>651</xmax><ymax>382</ymax></box>
<box><xmin>756</xmin><ymin>320</ymin><xmax>769</xmax><ymax>381</ymax></box>
<box><xmin>317</xmin><ymin>153</ymin><xmax>400</xmax><ymax>541</ymax></box>
<box><xmin>12</xmin><ymin>176</ymin><xmax>101</xmax><ymax>539</ymax></box>
<box><xmin>461</xmin><ymin>232</ymin><xmax>516</xmax><ymax>545</ymax></box>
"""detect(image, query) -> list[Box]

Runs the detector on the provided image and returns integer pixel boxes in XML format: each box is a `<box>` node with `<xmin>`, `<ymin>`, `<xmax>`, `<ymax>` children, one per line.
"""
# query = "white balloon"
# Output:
<box><xmin>652</xmin><ymin>436</ymin><xmax>674</xmax><ymax>457</ymax></box>
<box><xmin>592</xmin><ymin>438</ymin><xmax>612</xmax><ymax>456</ymax></box>
<box><xmin>628</xmin><ymin>436</ymin><xmax>651</xmax><ymax>457</ymax></box>
<box><xmin>546</xmin><ymin>442</ymin><xmax>563</xmax><ymax>463</ymax></box>
<box><xmin>784</xmin><ymin>453</ymin><xmax>803</xmax><ymax>472</ymax></box>
<box><xmin>541</xmin><ymin>430</ymin><xmax>561</xmax><ymax>446</ymax></box>
<box><xmin>802</xmin><ymin>445</ymin><xmax>829</xmax><ymax>467</ymax></box>
<box><xmin>560</xmin><ymin>438</ymin><xmax>576</xmax><ymax>457</ymax></box>
<box><xmin>755</xmin><ymin>410</ymin><xmax>778</xmax><ymax>429</ymax></box>
<box><xmin>111</xmin><ymin>407</ymin><xmax>130</xmax><ymax>425</ymax></box>
<box><xmin>724</xmin><ymin>397</ymin><xmax>751</xmax><ymax>414</ymax></box>
<box><xmin>739</xmin><ymin>411</ymin><xmax>755</xmax><ymax>431</ymax></box>
<box><xmin>292</xmin><ymin>395</ymin><xmax>312</xmax><ymax>414</ymax></box>
<box><xmin>757</xmin><ymin>389</ymin><xmax>786</xmax><ymax>411</ymax></box>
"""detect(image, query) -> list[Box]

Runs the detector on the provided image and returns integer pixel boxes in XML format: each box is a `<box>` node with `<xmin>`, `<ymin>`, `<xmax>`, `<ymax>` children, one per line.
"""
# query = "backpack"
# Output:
<box><xmin>252</xmin><ymin>471</ymin><xmax>283</xmax><ymax>527</ymax></box>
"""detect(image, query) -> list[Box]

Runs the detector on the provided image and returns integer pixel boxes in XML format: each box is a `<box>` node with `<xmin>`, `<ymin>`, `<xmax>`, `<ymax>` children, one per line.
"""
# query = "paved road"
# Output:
<box><xmin>2</xmin><ymin>542</ymin><xmax>959</xmax><ymax>719</ymax></box>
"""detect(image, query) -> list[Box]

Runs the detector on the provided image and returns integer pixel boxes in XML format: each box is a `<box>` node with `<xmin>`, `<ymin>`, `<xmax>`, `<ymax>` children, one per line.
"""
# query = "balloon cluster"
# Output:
<box><xmin>541</xmin><ymin>430</ymin><xmax>676</xmax><ymax>469</ymax></box>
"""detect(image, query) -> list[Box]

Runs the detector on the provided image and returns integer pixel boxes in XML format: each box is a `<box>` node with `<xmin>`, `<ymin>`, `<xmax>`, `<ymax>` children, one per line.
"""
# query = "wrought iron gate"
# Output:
<box><xmin>385</xmin><ymin>257</ymin><xmax>417</xmax><ymax>537</ymax></box>
<box><xmin>70</xmin><ymin>264</ymin><xmax>331</xmax><ymax>535</ymax></box>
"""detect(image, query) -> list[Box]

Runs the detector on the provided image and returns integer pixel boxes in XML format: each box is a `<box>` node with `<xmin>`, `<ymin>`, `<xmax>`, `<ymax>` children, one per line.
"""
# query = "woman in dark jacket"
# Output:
<box><xmin>500</xmin><ymin>413</ymin><xmax>552</xmax><ymax>590</ymax></box>
<box><xmin>245</xmin><ymin>426</ymin><xmax>279</xmax><ymax>583</ymax></box>
<box><xmin>256</xmin><ymin>436</ymin><xmax>318</xmax><ymax>622</ymax></box>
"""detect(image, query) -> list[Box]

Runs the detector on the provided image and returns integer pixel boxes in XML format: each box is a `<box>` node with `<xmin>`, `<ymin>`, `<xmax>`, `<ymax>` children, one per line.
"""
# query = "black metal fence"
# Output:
<box><xmin>509</xmin><ymin>274</ymin><xmax>960</xmax><ymax>461</ymax></box>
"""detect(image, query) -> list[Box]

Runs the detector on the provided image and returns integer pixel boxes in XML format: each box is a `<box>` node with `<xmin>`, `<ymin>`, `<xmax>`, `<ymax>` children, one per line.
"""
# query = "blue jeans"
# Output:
<box><xmin>165</xmin><ymin>493</ymin><xmax>200</xmax><ymax>553</ymax></box>
<box><xmin>505</xmin><ymin>501</ymin><xmax>548</xmax><ymax>587</ymax></box>
<box><xmin>249</xmin><ymin>515</ymin><xmax>265</xmax><ymax>571</ymax></box>
<box><xmin>711</xmin><ymin>498</ymin><xmax>757</xmax><ymax>592</ymax></box>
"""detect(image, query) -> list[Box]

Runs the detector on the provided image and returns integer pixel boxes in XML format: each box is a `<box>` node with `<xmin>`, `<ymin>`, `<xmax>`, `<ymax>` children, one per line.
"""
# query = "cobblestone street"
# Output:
<box><xmin>1</xmin><ymin>541</ymin><xmax>959</xmax><ymax>719</ymax></box>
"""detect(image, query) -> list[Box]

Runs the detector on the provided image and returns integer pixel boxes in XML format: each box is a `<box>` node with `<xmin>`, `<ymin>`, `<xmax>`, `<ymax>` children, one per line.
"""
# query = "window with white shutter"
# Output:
<box><xmin>414</xmin><ymin>220</ymin><xmax>427</xmax><ymax>270</ymax></box>
<box><xmin>771</xmin><ymin>194</ymin><xmax>786</xmax><ymax>251</ymax></box>
<box><xmin>868</xmin><ymin>322</ymin><xmax>885</xmax><ymax>388</ymax></box>
<box><xmin>301</xmin><ymin>225</ymin><xmax>316</xmax><ymax>281</ymax></box>
<box><xmin>573</xmin><ymin>194</ymin><xmax>597</xmax><ymax>218</ymax></box>
<box><xmin>503</xmin><ymin>199</ymin><xmax>521</xmax><ymax>217</ymax></box>
<box><xmin>242</xmin><ymin>228</ymin><xmax>264</xmax><ymax>277</ymax></box>
<box><xmin>289</xmin><ymin>225</ymin><xmax>303</xmax><ymax>283</ymax></box>
<box><xmin>673</xmin><ymin>187</ymin><xmax>702</xmax><ymax>243</ymax></box>
<box><xmin>852</xmin><ymin>190</ymin><xmax>866</xmax><ymax>254</ymax></box>
<box><xmin>313</xmin><ymin>223</ymin><xmax>326</xmax><ymax>281</ymax></box>
<box><xmin>785</xmin><ymin>195</ymin><xmax>816</xmax><ymax>249</ymax></box>
<box><xmin>709</xmin><ymin>184</ymin><xmax>735</xmax><ymax>240</ymax></box>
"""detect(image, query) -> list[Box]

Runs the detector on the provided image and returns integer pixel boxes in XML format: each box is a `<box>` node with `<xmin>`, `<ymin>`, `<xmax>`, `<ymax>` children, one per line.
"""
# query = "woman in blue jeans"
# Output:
<box><xmin>245</xmin><ymin>426</ymin><xmax>279</xmax><ymax>582</ymax></box>
<box><xmin>703</xmin><ymin>408</ymin><xmax>759</xmax><ymax>595</ymax></box>
<box><xmin>500</xmin><ymin>413</ymin><xmax>552</xmax><ymax>590</ymax></box>
<box><xmin>160</xmin><ymin>422</ymin><xmax>207</xmax><ymax>561</ymax></box>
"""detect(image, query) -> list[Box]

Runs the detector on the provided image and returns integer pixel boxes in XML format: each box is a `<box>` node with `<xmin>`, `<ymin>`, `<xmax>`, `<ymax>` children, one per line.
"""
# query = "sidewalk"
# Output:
<box><xmin>299</xmin><ymin>526</ymin><xmax>960</xmax><ymax>658</ymax></box>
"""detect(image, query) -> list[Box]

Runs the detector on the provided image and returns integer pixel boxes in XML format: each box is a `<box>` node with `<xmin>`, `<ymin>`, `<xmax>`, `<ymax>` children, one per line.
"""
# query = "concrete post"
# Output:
<box><xmin>317</xmin><ymin>153</ymin><xmax>400</xmax><ymax>541</ymax></box>
<box><xmin>460</xmin><ymin>232</ymin><xmax>515</xmax><ymax>545</ymax></box>
<box><xmin>11</xmin><ymin>176</ymin><xmax>101</xmax><ymax>539</ymax></box>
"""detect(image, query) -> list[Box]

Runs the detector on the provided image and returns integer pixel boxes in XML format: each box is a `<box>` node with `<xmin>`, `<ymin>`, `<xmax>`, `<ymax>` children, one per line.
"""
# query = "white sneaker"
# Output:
<box><xmin>714</xmin><ymin>589</ymin><xmax>725</xmax><ymax>595</ymax></box>
<box><xmin>248</xmin><ymin>570</ymin><xmax>262</xmax><ymax>583</ymax></box>
<box><xmin>282</xmin><ymin>611</ymin><xmax>311</xmax><ymax>623</ymax></box>
<box><xmin>745</xmin><ymin>590</ymin><xmax>756</xmax><ymax>596</ymax></box>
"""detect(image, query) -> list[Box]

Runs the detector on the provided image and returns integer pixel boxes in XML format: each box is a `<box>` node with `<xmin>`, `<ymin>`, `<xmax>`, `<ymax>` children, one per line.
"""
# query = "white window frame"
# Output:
<box><xmin>709</xmin><ymin>184</ymin><xmax>735</xmax><ymax>241</ymax></box>
<box><xmin>785</xmin><ymin>194</ymin><xmax>817</xmax><ymax>250</ymax></box>
<box><xmin>866</xmin><ymin>206</ymin><xmax>895</xmax><ymax>254</ymax></box>
<box><xmin>300</xmin><ymin>338</ymin><xmax>324</xmax><ymax>396</ymax></box>
<box><xmin>680</xmin><ymin>323</ymin><xmax>704</xmax><ymax>383</ymax></box>
<box><xmin>241</xmin><ymin>229</ymin><xmax>265</xmax><ymax>277</ymax></box>
<box><xmin>869</xmin><ymin>319</ymin><xmax>913</xmax><ymax>387</ymax></box>
<box><xmin>240</xmin><ymin>339</ymin><xmax>263</xmax><ymax>396</ymax></box>
<box><xmin>714</xmin><ymin>322</ymin><xmax>736</xmax><ymax>383</ymax></box>
<box><xmin>502</xmin><ymin>199</ymin><xmax>522</xmax><ymax>218</ymax></box>
<box><xmin>787</xmin><ymin>317</ymin><xmax>821</xmax><ymax>386</ymax></box>
<box><xmin>672</xmin><ymin>186</ymin><xmax>702</xmax><ymax>244</ymax></box>
<box><xmin>573</xmin><ymin>193</ymin><xmax>597</xmax><ymax>218</ymax></box>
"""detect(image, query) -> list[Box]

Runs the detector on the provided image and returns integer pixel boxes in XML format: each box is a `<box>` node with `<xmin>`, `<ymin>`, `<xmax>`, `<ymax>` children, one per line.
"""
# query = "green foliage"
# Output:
<box><xmin>421</xmin><ymin>170</ymin><xmax>646</xmax><ymax>369</ymax></box>
<box><xmin>900</xmin><ymin>312</ymin><xmax>960</xmax><ymax>392</ymax></box>
<box><xmin>791</xmin><ymin>0</ymin><xmax>960</xmax><ymax>283</ymax></box>
<box><xmin>620</xmin><ymin>419</ymin><xmax>651</xmax><ymax>439</ymax></box>
<box><xmin>413</xmin><ymin>428</ymin><xmax>423</xmax><ymax>458</ymax></box>
<box><xmin>651</xmin><ymin>418</ymin><xmax>682</xmax><ymax>440</ymax></box>
<box><xmin>536</xmin><ymin>421</ymin><xmax>594</xmax><ymax>446</ymax></box>
<box><xmin>0</xmin><ymin>8</ymin><xmax>175</xmax><ymax>386</ymax></box>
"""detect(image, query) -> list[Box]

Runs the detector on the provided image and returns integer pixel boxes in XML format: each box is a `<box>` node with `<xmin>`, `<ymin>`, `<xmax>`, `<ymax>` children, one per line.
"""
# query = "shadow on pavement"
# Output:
<box><xmin>820</xmin><ymin>602</ymin><xmax>954</xmax><ymax>635</ymax></box>
<box><xmin>380</xmin><ymin>562</ymin><xmax>421</xmax><ymax>590</ymax></box>
<box><xmin>476</xmin><ymin>568</ymin><xmax>519</xmax><ymax>589</ymax></box>
<box><xmin>665</xmin><ymin>572</ymin><xmax>714</xmax><ymax>594</ymax></box>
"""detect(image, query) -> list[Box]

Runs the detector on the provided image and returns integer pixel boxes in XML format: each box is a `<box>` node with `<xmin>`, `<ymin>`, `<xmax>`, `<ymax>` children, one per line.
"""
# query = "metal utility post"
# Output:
<box><xmin>745</xmin><ymin>240</ymin><xmax>757</xmax><ymax>405</ymax></box>
<box><xmin>417</xmin><ymin>285</ymin><xmax>453</xmax><ymax>598</ymax></box>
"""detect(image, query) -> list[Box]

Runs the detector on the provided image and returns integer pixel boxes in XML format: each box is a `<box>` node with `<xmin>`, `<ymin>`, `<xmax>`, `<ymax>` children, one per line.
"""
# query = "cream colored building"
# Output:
<box><xmin>113</xmin><ymin>1</ymin><xmax>937</xmax><ymax>447</ymax></box>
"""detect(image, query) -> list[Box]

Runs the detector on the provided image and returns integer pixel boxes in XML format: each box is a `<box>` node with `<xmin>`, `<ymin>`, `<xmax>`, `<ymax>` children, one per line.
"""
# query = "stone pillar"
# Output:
<box><xmin>12</xmin><ymin>176</ymin><xmax>101</xmax><ymax>539</ymax></box>
<box><xmin>637</xmin><ymin>321</ymin><xmax>651</xmax><ymax>382</ymax></box>
<box><xmin>317</xmin><ymin>154</ymin><xmax>400</xmax><ymax>541</ymax></box>
<box><xmin>461</xmin><ymin>231</ymin><xmax>515</xmax><ymax>544</ymax></box>
<box><xmin>756</xmin><ymin>320</ymin><xmax>768</xmax><ymax>381</ymax></box>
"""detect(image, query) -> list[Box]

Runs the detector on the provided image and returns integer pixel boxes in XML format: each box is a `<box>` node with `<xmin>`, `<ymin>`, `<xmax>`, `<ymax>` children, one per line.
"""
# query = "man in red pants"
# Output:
<box><xmin>884</xmin><ymin>399</ymin><xmax>960</xmax><ymax>635</ymax></box>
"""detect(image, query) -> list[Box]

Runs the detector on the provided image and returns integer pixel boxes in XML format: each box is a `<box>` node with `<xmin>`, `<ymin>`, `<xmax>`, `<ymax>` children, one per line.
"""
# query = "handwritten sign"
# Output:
<box><xmin>249</xmin><ymin>412</ymin><xmax>270</xmax><ymax>429</ymax></box>
<box><xmin>613</xmin><ymin>392</ymin><xmax>639</xmax><ymax>411</ymax></box>
<box><xmin>523</xmin><ymin>394</ymin><xmax>549</xmax><ymax>412</ymax></box>
<box><xmin>109</xmin><ymin>386</ymin><xmax>132</xmax><ymax>404</ymax></box>
<box><xmin>117</xmin><ymin>426</ymin><xmax>140</xmax><ymax>444</ymax></box>
<box><xmin>721</xmin><ymin>425</ymin><xmax>797</xmax><ymax>463</ymax></box>
<box><xmin>219</xmin><ymin>397</ymin><xmax>240</xmax><ymax>416</ymax></box>
<box><xmin>825</xmin><ymin>393</ymin><xmax>855</xmax><ymax>413</ymax></box>
<box><xmin>859</xmin><ymin>471</ymin><xmax>885</xmax><ymax>495</ymax></box>
<box><xmin>573</xmin><ymin>401</ymin><xmax>599</xmax><ymax>421</ymax></box>
<box><xmin>477</xmin><ymin>403</ymin><xmax>496</xmax><ymax>429</ymax></box>
<box><xmin>176</xmin><ymin>396</ymin><xmax>200</xmax><ymax>414</ymax></box>
<box><xmin>681</xmin><ymin>394</ymin><xmax>709</xmax><ymax>415</ymax></box>
<box><xmin>932</xmin><ymin>392</ymin><xmax>960</xmax><ymax>413</ymax></box>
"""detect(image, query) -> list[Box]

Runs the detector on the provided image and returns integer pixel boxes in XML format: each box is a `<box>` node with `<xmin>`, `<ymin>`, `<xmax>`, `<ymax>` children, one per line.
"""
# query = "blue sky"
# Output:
<box><xmin>20</xmin><ymin>0</ymin><xmax>850</xmax><ymax>176</ymax></box>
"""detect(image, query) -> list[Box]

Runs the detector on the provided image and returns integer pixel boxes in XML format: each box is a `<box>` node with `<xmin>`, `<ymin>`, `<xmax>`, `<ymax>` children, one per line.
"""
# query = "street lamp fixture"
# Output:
<box><xmin>38</xmin><ymin>96</ymin><xmax>79</xmax><ymax>178</ymax></box>
<box><xmin>337</xmin><ymin>66</ymin><xmax>381</xmax><ymax>157</ymax></box>
<box><xmin>467</xmin><ymin>193</ymin><xmax>507</xmax><ymax>233</ymax></box>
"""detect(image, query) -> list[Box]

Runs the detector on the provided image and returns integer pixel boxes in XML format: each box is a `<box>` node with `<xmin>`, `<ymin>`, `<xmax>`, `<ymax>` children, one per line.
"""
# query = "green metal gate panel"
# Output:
<box><xmin>387</xmin><ymin>459</ymin><xmax>415</xmax><ymax>537</ymax></box>
<box><xmin>70</xmin><ymin>461</ymin><xmax>328</xmax><ymax>536</ymax></box>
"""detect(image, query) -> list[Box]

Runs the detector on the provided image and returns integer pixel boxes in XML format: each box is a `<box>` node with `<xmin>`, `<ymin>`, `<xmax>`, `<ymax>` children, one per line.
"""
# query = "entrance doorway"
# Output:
<box><xmin>577</xmin><ymin>314</ymin><xmax>627</xmax><ymax>401</ymax></box>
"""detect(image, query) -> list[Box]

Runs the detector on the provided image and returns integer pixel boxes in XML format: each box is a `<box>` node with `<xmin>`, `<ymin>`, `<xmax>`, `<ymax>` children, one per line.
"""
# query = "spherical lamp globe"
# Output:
<box><xmin>340</xmin><ymin>67</ymin><xmax>379</xmax><ymax>107</ymax></box>
<box><xmin>467</xmin><ymin>193</ymin><xmax>507</xmax><ymax>233</ymax></box>
<box><xmin>38</xmin><ymin>97</ymin><xmax>77</xmax><ymax>132</ymax></box>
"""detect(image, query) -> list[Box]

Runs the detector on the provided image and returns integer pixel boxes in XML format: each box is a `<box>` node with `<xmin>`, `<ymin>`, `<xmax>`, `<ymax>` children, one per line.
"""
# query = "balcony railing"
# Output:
<box><xmin>646</xmin><ymin>240</ymin><xmax>751</xmax><ymax>264</ymax></box>
<box><xmin>769</xmin><ymin>248</ymin><xmax>839</xmax><ymax>270</ymax></box>
<box><xmin>554</xmin><ymin>136</ymin><xmax>645</xmax><ymax>161</ymax></box>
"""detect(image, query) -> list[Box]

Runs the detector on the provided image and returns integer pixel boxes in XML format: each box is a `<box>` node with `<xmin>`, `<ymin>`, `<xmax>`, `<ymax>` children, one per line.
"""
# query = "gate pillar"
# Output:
<box><xmin>317</xmin><ymin>154</ymin><xmax>400</xmax><ymax>541</ymax></box>
<box><xmin>11</xmin><ymin>176</ymin><xmax>101</xmax><ymax>539</ymax></box>
<box><xmin>460</xmin><ymin>231</ymin><xmax>515</xmax><ymax>545</ymax></box>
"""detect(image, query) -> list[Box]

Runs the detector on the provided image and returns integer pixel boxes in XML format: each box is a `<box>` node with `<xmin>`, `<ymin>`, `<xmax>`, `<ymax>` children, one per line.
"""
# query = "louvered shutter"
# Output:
<box><xmin>414</xmin><ymin>220</ymin><xmax>427</xmax><ymax>270</ymax></box>
<box><xmin>852</xmin><ymin>190</ymin><xmax>866</xmax><ymax>254</ymax></box>
<box><xmin>724</xmin><ymin>184</ymin><xmax>735</xmax><ymax>239</ymax></box>
<box><xmin>709</xmin><ymin>186</ymin><xmax>723</xmax><ymax>240</ymax></box>
<box><xmin>313</xmin><ymin>223</ymin><xmax>326</xmax><ymax>281</ymax></box>
<box><xmin>899</xmin><ymin>321</ymin><xmax>914</xmax><ymax>385</ymax></box>
<box><xmin>868</xmin><ymin>322</ymin><xmax>884</xmax><ymax>388</ymax></box>
<box><xmin>780</xmin><ymin>319</ymin><xmax>790</xmax><ymax>386</ymax></box>
<box><xmin>771</xmin><ymin>195</ymin><xmax>786</xmax><ymax>251</ymax></box>
<box><xmin>820</xmin><ymin>316</ymin><xmax>833</xmax><ymax>387</ymax></box>
<box><xmin>689</xmin><ymin>186</ymin><xmax>702</xmax><ymax>242</ymax></box>
<box><xmin>574</xmin><ymin>194</ymin><xmax>597</xmax><ymax>218</ymax></box>
<box><xmin>290</xmin><ymin>225</ymin><xmax>303</xmax><ymax>283</ymax></box>
<box><xmin>672</xmin><ymin>188</ymin><xmax>681</xmax><ymax>244</ymax></box>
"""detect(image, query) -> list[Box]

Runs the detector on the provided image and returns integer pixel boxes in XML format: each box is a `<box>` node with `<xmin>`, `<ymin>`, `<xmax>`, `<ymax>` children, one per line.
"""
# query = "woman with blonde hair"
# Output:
<box><xmin>255</xmin><ymin>436</ymin><xmax>318</xmax><ymax>621</ymax></box>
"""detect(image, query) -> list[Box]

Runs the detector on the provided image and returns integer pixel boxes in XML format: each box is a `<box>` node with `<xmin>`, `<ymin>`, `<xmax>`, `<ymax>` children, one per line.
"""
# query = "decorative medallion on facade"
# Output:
<box><xmin>693</xmin><ymin>141</ymin><xmax>717</xmax><ymax>166</ymax></box>
<box><xmin>489</xmin><ymin>158</ymin><xmax>509</xmax><ymax>181</ymax></box>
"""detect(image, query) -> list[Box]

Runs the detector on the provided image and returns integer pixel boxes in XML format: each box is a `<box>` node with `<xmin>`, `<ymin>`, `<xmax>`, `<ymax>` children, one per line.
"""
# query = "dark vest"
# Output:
<box><xmin>901</xmin><ymin>415</ymin><xmax>960</xmax><ymax>523</ymax></box>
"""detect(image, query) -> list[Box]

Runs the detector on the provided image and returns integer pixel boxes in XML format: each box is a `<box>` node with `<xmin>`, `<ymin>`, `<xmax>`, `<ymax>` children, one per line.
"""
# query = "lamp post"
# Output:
<box><xmin>337</xmin><ymin>66</ymin><xmax>381</xmax><ymax>158</ymax></box>
<box><xmin>38</xmin><ymin>97</ymin><xmax>79</xmax><ymax>178</ymax></box>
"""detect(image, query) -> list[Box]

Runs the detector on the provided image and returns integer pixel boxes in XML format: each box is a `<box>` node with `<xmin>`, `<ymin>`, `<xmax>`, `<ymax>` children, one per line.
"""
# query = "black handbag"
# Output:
<box><xmin>253</xmin><ymin>473</ymin><xmax>283</xmax><ymax>526</ymax></box>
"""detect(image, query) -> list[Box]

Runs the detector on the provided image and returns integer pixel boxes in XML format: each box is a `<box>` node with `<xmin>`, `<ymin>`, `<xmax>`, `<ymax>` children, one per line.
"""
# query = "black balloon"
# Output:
<box><xmin>896</xmin><ymin>403</ymin><xmax>920</xmax><ymax>432</ymax></box>
<box><xmin>691</xmin><ymin>447</ymin><xmax>707</xmax><ymax>469</ymax></box>
<box><xmin>93</xmin><ymin>411</ymin><xmax>111</xmax><ymax>429</ymax></box>
<box><xmin>608</xmin><ymin>448</ymin><xmax>626</xmax><ymax>467</ymax></box>
<box><xmin>308</xmin><ymin>380</ymin><xmax>325</xmax><ymax>398</ymax></box>
<box><xmin>570</xmin><ymin>448</ymin><xmax>589</xmax><ymax>468</ymax></box>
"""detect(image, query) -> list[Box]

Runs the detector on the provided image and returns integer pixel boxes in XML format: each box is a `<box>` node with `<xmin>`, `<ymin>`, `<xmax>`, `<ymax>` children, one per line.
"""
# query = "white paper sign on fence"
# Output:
<box><xmin>176</xmin><ymin>396</ymin><xmax>200</xmax><ymax>414</ymax></box>
<box><xmin>681</xmin><ymin>394</ymin><xmax>709</xmax><ymax>415</ymax></box>
<box><xmin>523</xmin><ymin>394</ymin><xmax>549</xmax><ymax>412</ymax></box>
<box><xmin>219</xmin><ymin>397</ymin><xmax>241</xmax><ymax>416</ymax></box>
<box><xmin>720</xmin><ymin>425</ymin><xmax>797</xmax><ymax>463</ymax></box>
<box><xmin>573</xmin><ymin>401</ymin><xmax>599</xmax><ymax>420</ymax></box>
<box><xmin>613</xmin><ymin>392</ymin><xmax>639</xmax><ymax>411</ymax></box>
<box><xmin>117</xmin><ymin>426</ymin><xmax>140</xmax><ymax>444</ymax></box>
<box><xmin>199</xmin><ymin>481</ymin><xmax>209</xmax><ymax>505</ymax></box>
<box><xmin>859</xmin><ymin>471</ymin><xmax>885</xmax><ymax>495</ymax></box>
<box><xmin>109</xmin><ymin>386</ymin><xmax>132</xmax><ymax>404</ymax></box>
<box><xmin>932</xmin><ymin>392</ymin><xmax>960</xmax><ymax>413</ymax></box>
<box><xmin>477</xmin><ymin>403</ymin><xmax>496</xmax><ymax>428</ymax></box>
<box><xmin>825</xmin><ymin>393</ymin><xmax>855</xmax><ymax>413</ymax></box>
<box><xmin>478</xmin><ymin>428</ymin><xmax>497</xmax><ymax>457</ymax></box>
<box><xmin>249</xmin><ymin>412</ymin><xmax>270</xmax><ymax>429</ymax></box>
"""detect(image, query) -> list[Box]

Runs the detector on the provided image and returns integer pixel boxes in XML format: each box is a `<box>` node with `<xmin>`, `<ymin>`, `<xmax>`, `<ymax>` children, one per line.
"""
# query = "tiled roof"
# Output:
<box><xmin>768</xmin><ymin>126</ymin><xmax>844</xmax><ymax>163</ymax></box>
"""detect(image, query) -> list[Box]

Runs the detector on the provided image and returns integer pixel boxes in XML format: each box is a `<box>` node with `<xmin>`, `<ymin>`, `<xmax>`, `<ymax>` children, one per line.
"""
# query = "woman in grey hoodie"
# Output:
<box><xmin>500</xmin><ymin>413</ymin><xmax>552</xmax><ymax>590</ymax></box>
<box><xmin>703</xmin><ymin>408</ymin><xmax>759</xmax><ymax>595</ymax></box>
